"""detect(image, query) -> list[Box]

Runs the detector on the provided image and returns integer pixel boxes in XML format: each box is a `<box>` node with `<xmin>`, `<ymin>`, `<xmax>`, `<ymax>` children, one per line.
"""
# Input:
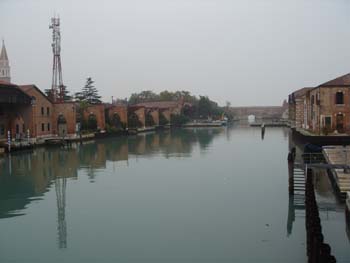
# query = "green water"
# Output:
<box><xmin>0</xmin><ymin>127</ymin><xmax>308</xmax><ymax>262</ymax></box>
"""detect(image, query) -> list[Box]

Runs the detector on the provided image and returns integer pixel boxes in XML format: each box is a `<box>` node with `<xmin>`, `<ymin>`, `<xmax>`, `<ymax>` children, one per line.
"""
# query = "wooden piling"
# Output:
<box><xmin>305</xmin><ymin>168</ymin><xmax>337</xmax><ymax>263</ymax></box>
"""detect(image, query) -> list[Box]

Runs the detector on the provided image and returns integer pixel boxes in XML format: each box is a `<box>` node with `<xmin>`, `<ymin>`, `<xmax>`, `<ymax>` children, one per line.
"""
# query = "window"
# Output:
<box><xmin>41</xmin><ymin>107</ymin><xmax>44</xmax><ymax>115</ymax></box>
<box><xmin>16</xmin><ymin>124</ymin><xmax>19</xmax><ymax>134</ymax></box>
<box><xmin>47</xmin><ymin>123</ymin><xmax>50</xmax><ymax>131</ymax></box>
<box><xmin>41</xmin><ymin>123</ymin><xmax>45</xmax><ymax>132</ymax></box>
<box><xmin>0</xmin><ymin>124</ymin><xmax>4</xmax><ymax>135</ymax></box>
<box><xmin>311</xmin><ymin>95</ymin><xmax>314</xmax><ymax>104</ymax></box>
<box><xmin>22</xmin><ymin>124</ymin><xmax>25</xmax><ymax>133</ymax></box>
<box><xmin>325</xmin><ymin>116</ymin><xmax>331</xmax><ymax>128</ymax></box>
<box><xmin>47</xmin><ymin>107</ymin><xmax>50</xmax><ymax>116</ymax></box>
<box><xmin>336</xmin><ymin>92</ymin><xmax>344</xmax><ymax>104</ymax></box>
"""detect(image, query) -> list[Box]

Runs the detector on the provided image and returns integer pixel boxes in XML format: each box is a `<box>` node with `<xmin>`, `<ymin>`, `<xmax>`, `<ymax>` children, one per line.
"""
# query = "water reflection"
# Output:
<box><xmin>0</xmin><ymin>128</ymin><xmax>225</xmax><ymax>248</ymax></box>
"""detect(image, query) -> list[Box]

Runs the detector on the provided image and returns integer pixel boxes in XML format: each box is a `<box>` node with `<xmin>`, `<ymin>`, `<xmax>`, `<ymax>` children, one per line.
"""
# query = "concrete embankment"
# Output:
<box><xmin>323</xmin><ymin>146</ymin><xmax>350</xmax><ymax>197</ymax></box>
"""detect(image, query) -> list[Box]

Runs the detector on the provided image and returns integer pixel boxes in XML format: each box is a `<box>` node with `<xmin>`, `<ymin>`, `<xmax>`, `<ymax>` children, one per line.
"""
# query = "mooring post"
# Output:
<box><xmin>7</xmin><ymin>130</ymin><xmax>11</xmax><ymax>153</ymax></box>
<box><xmin>288</xmin><ymin>161</ymin><xmax>294</xmax><ymax>195</ymax></box>
<box><xmin>288</xmin><ymin>147</ymin><xmax>296</xmax><ymax>195</ymax></box>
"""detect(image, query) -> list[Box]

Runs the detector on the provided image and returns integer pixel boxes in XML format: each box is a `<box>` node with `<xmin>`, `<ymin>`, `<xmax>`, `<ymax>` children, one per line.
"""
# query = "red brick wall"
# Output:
<box><xmin>53</xmin><ymin>102</ymin><xmax>77</xmax><ymax>135</ymax></box>
<box><xmin>308</xmin><ymin>87</ymin><xmax>350</xmax><ymax>134</ymax></box>
<box><xmin>83</xmin><ymin>105</ymin><xmax>106</xmax><ymax>130</ymax></box>
<box><xmin>108</xmin><ymin>106</ymin><xmax>128</xmax><ymax>127</ymax></box>
<box><xmin>160</xmin><ymin>109</ymin><xmax>171</xmax><ymax>123</ymax></box>
<box><xmin>134</xmin><ymin>107</ymin><xmax>145</xmax><ymax>127</ymax></box>
<box><xmin>21</xmin><ymin>87</ymin><xmax>54</xmax><ymax>138</ymax></box>
<box><xmin>149</xmin><ymin>109</ymin><xmax>159</xmax><ymax>126</ymax></box>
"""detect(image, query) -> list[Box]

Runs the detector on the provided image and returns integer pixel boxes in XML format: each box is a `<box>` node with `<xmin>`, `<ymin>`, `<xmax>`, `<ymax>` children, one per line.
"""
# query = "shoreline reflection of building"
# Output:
<box><xmin>0</xmin><ymin>128</ymin><xmax>225</xmax><ymax>247</ymax></box>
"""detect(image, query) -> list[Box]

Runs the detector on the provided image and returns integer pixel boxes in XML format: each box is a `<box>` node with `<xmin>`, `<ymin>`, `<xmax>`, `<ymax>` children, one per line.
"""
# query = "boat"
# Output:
<box><xmin>346</xmin><ymin>192</ymin><xmax>350</xmax><ymax>212</ymax></box>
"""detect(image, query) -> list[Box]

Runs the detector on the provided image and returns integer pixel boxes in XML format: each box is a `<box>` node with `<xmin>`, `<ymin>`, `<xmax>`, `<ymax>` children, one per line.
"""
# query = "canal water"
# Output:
<box><xmin>0</xmin><ymin>126</ymin><xmax>347</xmax><ymax>262</ymax></box>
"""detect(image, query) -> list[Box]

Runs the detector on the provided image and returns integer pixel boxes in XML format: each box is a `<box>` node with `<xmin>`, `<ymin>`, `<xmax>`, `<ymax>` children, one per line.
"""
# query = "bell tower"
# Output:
<box><xmin>0</xmin><ymin>39</ymin><xmax>11</xmax><ymax>83</ymax></box>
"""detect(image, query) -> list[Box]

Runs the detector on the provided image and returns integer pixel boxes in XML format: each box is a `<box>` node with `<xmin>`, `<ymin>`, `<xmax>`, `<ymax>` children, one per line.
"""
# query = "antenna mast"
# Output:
<box><xmin>49</xmin><ymin>16</ymin><xmax>65</xmax><ymax>102</ymax></box>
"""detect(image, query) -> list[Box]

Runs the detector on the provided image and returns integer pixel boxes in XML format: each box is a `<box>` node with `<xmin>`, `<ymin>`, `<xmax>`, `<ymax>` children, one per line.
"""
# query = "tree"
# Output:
<box><xmin>197</xmin><ymin>96</ymin><xmax>212</xmax><ymax>118</ymax></box>
<box><xmin>75</xmin><ymin>77</ymin><xmax>101</xmax><ymax>104</ymax></box>
<box><xmin>128</xmin><ymin>90</ymin><xmax>159</xmax><ymax>105</ymax></box>
<box><xmin>45</xmin><ymin>85</ymin><xmax>72</xmax><ymax>102</ymax></box>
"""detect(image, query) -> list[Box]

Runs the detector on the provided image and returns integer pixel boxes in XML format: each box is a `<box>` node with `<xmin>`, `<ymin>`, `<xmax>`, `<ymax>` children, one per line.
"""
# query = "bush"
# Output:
<box><xmin>171</xmin><ymin>114</ymin><xmax>190</xmax><ymax>126</ymax></box>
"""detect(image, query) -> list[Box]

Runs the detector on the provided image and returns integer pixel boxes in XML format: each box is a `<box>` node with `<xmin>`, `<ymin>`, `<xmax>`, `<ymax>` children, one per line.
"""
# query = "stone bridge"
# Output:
<box><xmin>230</xmin><ymin>106</ymin><xmax>286</xmax><ymax>120</ymax></box>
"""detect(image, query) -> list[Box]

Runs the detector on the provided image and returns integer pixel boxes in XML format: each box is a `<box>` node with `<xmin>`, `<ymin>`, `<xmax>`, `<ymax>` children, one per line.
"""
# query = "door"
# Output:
<box><xmin>324</xmin><ymin>116</ymin><xmax>331</xmax><ymax>130</ymax></box>
<box><xmin>336</xmin><ymin>114</ymin><xmax>344</xmax><ymax>133</ymax></box>
<box><xmin>57</xmin><ymin>115</ymin><xmax>67</xmax><ymax>137</ymax></box>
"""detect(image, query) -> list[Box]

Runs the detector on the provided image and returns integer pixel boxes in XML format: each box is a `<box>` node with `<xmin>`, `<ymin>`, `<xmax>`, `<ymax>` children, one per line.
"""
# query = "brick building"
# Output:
<box><xmin>288</xmin><ymin>87</ymin><xmax>311</xmax><ymax>129</ymax></box>
<box><xmin>308</xmin><ymin>73</ymin><xmax>350</xmax><ymax>134</ymax></box>
<box><xmin>289</xmin><ymin>73</ymin><xmax>350</xmax><ymax>135</ymax></box>
<box><xmin>106</xmin><ymin>105</ymin><xmax>128</xmax><ymax>128</ymax></box>
<box><xmin>0</xmin><ymin>81</ymin><xmax>32</xmax><ymax>141</ymax></box>
<box><xmin>0</xmin><ymin>82</ymin><xmax>77</xmax><ymax>142</ymax></box>
<box><xmin>82</xmin><ymin>104</ymin><xmax>106</xmax><ymax>131</ymax></box>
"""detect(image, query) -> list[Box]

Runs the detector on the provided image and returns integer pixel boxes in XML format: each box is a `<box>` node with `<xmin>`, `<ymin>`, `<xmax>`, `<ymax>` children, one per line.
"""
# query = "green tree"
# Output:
<box><xmin>159</xmin><ymin>90</ymin><xmax>174</xmax><ymax>101</ymax></box>
<box><xmin>128</xmin><ymin>90</ymin><xmax>159</xmax><ymax>104</ymax></box>
<box><xmin>170</xmin><ymin>114</ymin><xmax>190</xmax><ymax>126</ymax></box>
<box><xmin>197</xmin><ymin>96</ymin><xmax>212</xmax><ymax>118</ymax></box>
<box><xmin>75</xmin><ymin>77</ymin><xmax>101</xmax><ymax>104</ymax></box>
<box><xmin>45</xmin><ymin>85</ymin><xmax>72</xmax><ymax>102</ymax></box>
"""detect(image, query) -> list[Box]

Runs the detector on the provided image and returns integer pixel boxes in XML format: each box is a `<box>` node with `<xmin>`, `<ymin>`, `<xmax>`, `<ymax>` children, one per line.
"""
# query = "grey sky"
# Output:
<box><xmin>1</xmin><ymin>0</ymin><xmax>350</xmax><ymax>106</ymax></box>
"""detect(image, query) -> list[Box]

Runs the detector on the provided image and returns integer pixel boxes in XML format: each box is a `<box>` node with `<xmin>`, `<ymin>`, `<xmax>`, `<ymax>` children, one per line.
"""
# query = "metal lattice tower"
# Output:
<box><xmin>49</xmin><ymin>16</ymin><xmax>64</xmax><ymax>102</ymax></box>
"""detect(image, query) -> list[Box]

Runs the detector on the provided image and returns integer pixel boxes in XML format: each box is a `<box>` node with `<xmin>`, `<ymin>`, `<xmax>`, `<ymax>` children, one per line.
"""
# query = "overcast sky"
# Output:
<box><xmin>1</xmin><ymin>0</ymin><xmax>350</xmax><ymax>106</ymax></box>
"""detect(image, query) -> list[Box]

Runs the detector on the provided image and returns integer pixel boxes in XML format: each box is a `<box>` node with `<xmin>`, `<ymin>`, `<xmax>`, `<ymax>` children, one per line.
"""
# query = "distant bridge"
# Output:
<box><xmin>229</xmin><ymin>106</ymin><xmax>287</xmax><ymax>120</ymax></box>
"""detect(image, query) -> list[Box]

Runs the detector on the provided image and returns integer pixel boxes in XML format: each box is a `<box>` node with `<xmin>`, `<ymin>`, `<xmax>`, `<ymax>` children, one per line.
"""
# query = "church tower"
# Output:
<box><xmin>0</xmin><ymin>40</ymin><xmax>11</xmax><ymax>83</ymax></box>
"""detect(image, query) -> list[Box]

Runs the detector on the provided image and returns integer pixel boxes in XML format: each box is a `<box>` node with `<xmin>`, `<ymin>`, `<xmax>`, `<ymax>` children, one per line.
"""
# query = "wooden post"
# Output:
<box><xmin>7</xmin><ymin>130</ymin><xmax>11</xmax><ymax>153</ymax></box>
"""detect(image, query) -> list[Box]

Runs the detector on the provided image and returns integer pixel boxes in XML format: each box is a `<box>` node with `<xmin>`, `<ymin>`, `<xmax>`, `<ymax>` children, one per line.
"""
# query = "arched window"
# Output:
<box><xmin>336</xmin><ymin>92</ymin><xmax>344</xmax><ymax>104</ymax></box>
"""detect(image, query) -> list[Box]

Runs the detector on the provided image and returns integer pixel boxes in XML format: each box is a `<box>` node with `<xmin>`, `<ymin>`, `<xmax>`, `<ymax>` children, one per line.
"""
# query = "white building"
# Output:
<box><xmin>0</xmin><ymin>40</ymin><xmax>11</xmax><ymax>83</ymax></box>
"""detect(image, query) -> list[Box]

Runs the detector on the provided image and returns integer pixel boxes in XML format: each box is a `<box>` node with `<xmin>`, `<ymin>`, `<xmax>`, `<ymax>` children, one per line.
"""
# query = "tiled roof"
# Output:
<box><xmin>292</xmin><ymin>87</ymin><xmax>312</xmax><ymax>98</ymax></box>
<box><xmin>0</xmin><ymin>80</ymin><xmax>15</xmax><ymax>86</ymax></box>
<box><xmin>19</xmin><ymin>84</ymin><xmax>53</xmax><ymax>103</ymax></box>
<box><xmin>18</xmin><ymin>85</ymin><xmax>33</xmax><ymax>92</ymax></box>
<box><xmin>318</xmin><ymin>73</ymin><xmax>350</xmax><ymax>87</ymax></box>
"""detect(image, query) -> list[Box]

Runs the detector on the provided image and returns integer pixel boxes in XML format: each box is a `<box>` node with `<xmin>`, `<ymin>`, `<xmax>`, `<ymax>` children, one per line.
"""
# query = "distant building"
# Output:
<box><xmin>0</xmin><ymin>40</ymin><xmax>11</xmax><ymax>83</ymax></box>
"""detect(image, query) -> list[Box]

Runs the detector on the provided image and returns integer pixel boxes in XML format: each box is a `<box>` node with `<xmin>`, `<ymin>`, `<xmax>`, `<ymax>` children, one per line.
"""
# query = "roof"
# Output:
<box><xmin>318</xmin><ymin>73</ymin><xmax>350</xmax><ymax>87</ymax></box>
<box><xmin>292</xmin><ymin>87</ymin><xmax>312</xmax><ymax>98</ymax></box>
<box><xmin>133</xmin><ymin>101</ymin><xmax>181</xmax><ymax>109</ymax></box>
<box><xmin>0</xmin><ymin>80</ymin><xmax>15</xmax><ymax>86</ymax></box>
<box><xmin>18</xmin><ymin>84</ymin><xmax>53</xmax><ymax>104</ymax></box>
<box><xmin>0</xmin><ymin>40</ymin><xmax>8</xmax><ymax>61</ymax></box>
<box><xmin>0</xmin><ymin>82</ymin><xmax>32</xmax><ymax>104</ymax></box>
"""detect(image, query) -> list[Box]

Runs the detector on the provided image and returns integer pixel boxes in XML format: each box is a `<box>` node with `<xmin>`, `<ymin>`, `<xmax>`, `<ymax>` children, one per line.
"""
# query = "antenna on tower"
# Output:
<box><xmin>49</xmin><ymin>16</ymin><xmax>66</xmax><ymax>102</ymax></box>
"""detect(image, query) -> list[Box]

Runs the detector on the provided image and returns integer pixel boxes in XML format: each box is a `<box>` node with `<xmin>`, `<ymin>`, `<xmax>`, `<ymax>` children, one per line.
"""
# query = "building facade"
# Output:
<box><xmin>289</xmin><ymin>73</ymin><xmax>350</xmax><ymax>135</ymax></box>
